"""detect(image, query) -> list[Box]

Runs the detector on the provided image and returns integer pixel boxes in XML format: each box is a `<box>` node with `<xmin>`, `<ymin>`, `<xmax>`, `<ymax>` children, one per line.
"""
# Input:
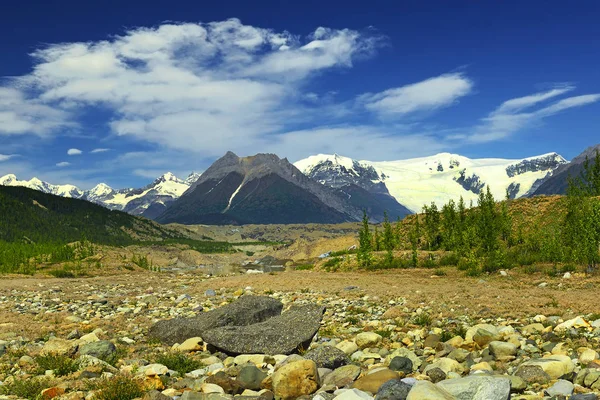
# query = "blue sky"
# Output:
<box><xmin>1</xmin><ymin>0</ymin><xmax>599</xmax><ymax>189</ymax></box>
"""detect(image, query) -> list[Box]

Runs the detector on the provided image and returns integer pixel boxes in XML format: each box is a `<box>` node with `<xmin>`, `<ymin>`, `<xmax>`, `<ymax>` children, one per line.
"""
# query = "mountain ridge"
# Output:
<box><xmin>295</xmin><ymin>152</ymin><xmax>567</xmax><ymax>212</ymax></box>
<box><xmin>157</xmin><ymin>152</ymin><xmax>411</xmax><ymax>225</ymax></box>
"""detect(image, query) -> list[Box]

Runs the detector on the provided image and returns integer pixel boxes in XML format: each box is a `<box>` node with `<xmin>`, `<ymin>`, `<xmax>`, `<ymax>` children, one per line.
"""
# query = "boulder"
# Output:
<box><xmin>352</xmin><ymin>368</ymin><xmax>399</xmax><ymax>394</ymax></box>
<box><xmin>406</xmin><ymin>381</ymin><xmax>454</xmax><ymax>400</ymax></box>
<box><xmin>78</xmin><ymin>340</ymin><xmax>116</xmax><ymax>361</ymax></box>
<box><xmin>304</xmin><ymin>346</ymin><xmax>350</xmax><ymax>369</ymax></box>
<box><xmin>424</xmin><ymin>357</ymin><xmax>464</xmax><ymax>375</ymax></box>
<box><xmin>238</xmin><ymin>365</ymin><xmax>268</xmax><ymax>390</ymax></box>
<box><xmin>514</xmin><ymin>365</ymin><xmax>551</xmax><ymax>385</ymax></box>
<box><xmin>203</xmin><ymin>304</ymin><xmax>325</xmax><ymax>355</ymax></box>
<box><xmin>376</xmin><ymin>379</ymin><xmax>411</xmax><ymax>400</ymax></box>
<box><xmin>437</xmin><ymin>376</ymin><xmax>511</xmax><ymax>400</ymax></box>
<box><xmin>388</xmin><ymin>356</ymin><xmax>413</xmax><ymax>375</ymax></box>
<box><xmin>337</xmin><ymin>340</ymin><xmax>359</xmax><ymax>356</ymax></box>
<box><xmin>488</xmin><ymin>341</ymin><xmax>517</xmax><ymax>360</ymax></box>
<box><xmin>545</xmin><ymin>379</ymin><xmax>574</xmax><ymax>397</ymax></box>
<box><xmin>333</xmin><ymin>389</ymin><xmax>374</xmax><ymax>400</ymax></box>
<box><xmin>149</xmin><ymin>295</ymin><xmax>283</xmax><ymax>345</ymax></box>
<box><xmin>516</xmin><ymin>354</ymin><xmax>574</xmax><ymax>380</ymax></box>
<box><xmin>272</xmin><ymin>360</ymin><xmax>319</xmax><ymax>400</ymax></box>
<box><xmin>355</xmin><ymin>332</ymin><xmax>382</xmax><ymax>349</ymax></box>
<box><xmin>323</xmin><ymin>365</ymin><xmax>362</xmax><ymax>388</ymax></box>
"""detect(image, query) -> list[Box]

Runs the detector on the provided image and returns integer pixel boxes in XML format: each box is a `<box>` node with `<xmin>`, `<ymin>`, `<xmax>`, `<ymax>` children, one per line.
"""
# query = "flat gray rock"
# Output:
<box><xmin>148</xmin><ymin>295</ymin><xmax>283</xmax><ymax>345</ymax></box>
<box><xmin>203</xmin><ymin>304</ymin><xmax>326</xmax><ymax>355</ymax></box>
<box><xmin>436</xmin><ymin>376</ymin><xmax>511</xmax><ymax>400</ymax></box>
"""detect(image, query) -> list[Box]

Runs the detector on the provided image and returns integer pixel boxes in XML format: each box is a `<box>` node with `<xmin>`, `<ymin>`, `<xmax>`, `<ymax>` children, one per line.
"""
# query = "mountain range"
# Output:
<box><xmin>294</xmin><ymin>152</ymin><xmax>567</xmax><ymax>212</ymax></box>
<box><xmin>2</xmin><ymin>145</ymin><xmax>596</xmax><ymax>224</ymax></box>
<box><xmin>156</xmin><ymin>152</ymin><xmax>411</xmax><ymax>225</ymax></box>
<box><xmin>0</xmin><ymin>171</ymin><xmax>200</xmax><ymax>220</ymax></box>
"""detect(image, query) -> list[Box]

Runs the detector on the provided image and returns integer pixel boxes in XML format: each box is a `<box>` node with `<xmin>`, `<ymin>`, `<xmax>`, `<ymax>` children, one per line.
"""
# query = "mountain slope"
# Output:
<box><xmin>296</xmin><ymin>152</ymin><xmax>566</xmax><ymax>212</ymax></box>
<box><xmin>0</xmin><ymin>185</ymin><xmax>178</xmax><ymax>244</ymax></box>
<box><xmin>531</xmin><ymin>144</ymin><xmax>600</xmax><ymax>196</ymax></box>
<box><xmin>157</xmin><ymin>152</ymin><xmax>410</xmax><ymax>225</ymax></box>
<box><xmin>157</xmin><ymin>152</ymin><xmax>357</xmax><ymax>224</ymax></box>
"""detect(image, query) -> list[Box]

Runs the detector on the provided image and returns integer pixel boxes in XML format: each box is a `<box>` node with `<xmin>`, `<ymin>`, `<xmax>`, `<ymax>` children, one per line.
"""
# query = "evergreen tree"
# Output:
<box><xmin>564</xmin><ymin>150</ymin><xmax>600</xmax><ymax>269</ymax></box>
<box><xmin>409</xmin><ymin>215</ymin><xmax>420</xmax><ymax>268</ymax></box>
<box><xmin>382</xmin><ymin>211</ymin><xmax>395</xmax><ymax>267</ymax></box>
<box><xmin>423</xmin><ymin>202</ymin><xmax>441</xmax><ymax>250</ymax></box>
<box><xmin>477</xmin><ymin>186</ymin><xmax>498</xmax><ymax>253</ymax></box>
<box><xmin>373</xmin><ymin>226</ymin><xmax>381</xmax><ymax>251</ymax></box>
<box><xmin>441</xmin><ymin>199</ymin><xmax>458</xmax><ymax>250</ymax></box>
<box><xmin>357</xmin><ymin>210</ymin><xmax>373</xmax><ymax>269</ymax></box>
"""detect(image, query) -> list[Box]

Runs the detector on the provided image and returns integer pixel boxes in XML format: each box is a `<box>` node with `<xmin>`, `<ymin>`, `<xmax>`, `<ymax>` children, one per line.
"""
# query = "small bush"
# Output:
<box><xmin>412</xmin><ymin>313</ymin><xmax>432</xmax><ymax>327</ymax></box>
<box><xmin>295</xmin><ymin>264</ymin><xmax>314</xmax><ymax>271</ymax></box>
<box><xmin>245</xmin><ymin>251</ymin><xmax>255</xmax><ymax>257</ymax></box>
<box><xmin>36</xmin><ymin>354</ymin><xmax>79</xmax><ymax>376</ymax></box>
<box><xmin>323</xmin><ymin>257</ymin><xmax>342</xmax><ymax>272</ymax></box>
<box><xmin>48</xmin><ymin>268</ymin><xmax>76</xmax><ymax>278</ymax></box>
<box><xmin>561</xmin><ymin>264</ymin><xmax>577</xmax><ymax>273</ymax></box>
<box><xmin>420</xmin><ymin>255</ymin><xmax>437</xmax><ymax>269</ymax></box>
<box><xmin>451</xmin><ymin>324</ymin><xmax>468</xmax><ymax>339</ymax></box>
<box><xmin>86</xmin><ymin>375</ymin><xmax>144</xmax><ymax>400</ymax></box>
<box><xmin>0</xmin><ymin>376</ymin><xmax>54</xmax><ymax>399</ymax></box>
<box><xmin>439</xmin><ymin>330</ymin><xmax>454</xmax><ymax>342</ymax></box>
<box><xmin>433</xmin><ymin>268</ymin><xmax>447</xmax><ymax>276</ymax></box>
<box><xmin>154</xmin><ymin>353</ymin><xmax>200</xmax><ymax>376</ymax></box>
<box><xmin>374</xmin><ymin>329</ymin><xmax>392</xmax><ymax>339</ymax></box>
<box><xmin>438</xmin><ymin>253</ymin><xmax>460</xmax><ymax>266</ymax></box>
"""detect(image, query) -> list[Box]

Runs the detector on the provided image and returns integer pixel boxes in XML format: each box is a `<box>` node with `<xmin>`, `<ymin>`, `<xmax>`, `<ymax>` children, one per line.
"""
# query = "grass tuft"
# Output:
<box><xmin>36</xmin><ymin>353</ymin><xmax>79</xmax><ymax>376</ymax></box>
<box><xmin>154</xmin><ymin>352</ymin><xmax>200</xmax><ymax>376</ymax></box>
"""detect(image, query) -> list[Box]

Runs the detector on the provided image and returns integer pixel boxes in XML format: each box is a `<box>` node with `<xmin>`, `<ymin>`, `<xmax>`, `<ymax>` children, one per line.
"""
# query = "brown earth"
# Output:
<box><xmin>0</xmin><ymin>268</ymin><xmax>598</xmax><ymax>341</ymax></box>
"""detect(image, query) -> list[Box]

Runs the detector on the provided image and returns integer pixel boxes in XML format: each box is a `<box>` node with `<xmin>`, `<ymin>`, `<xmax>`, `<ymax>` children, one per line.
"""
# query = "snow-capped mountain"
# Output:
<box><xmin>0</xmin><ymin>174</ymin><xmax>85</xmax><ymax>198</ymax></box>
<box><xmin>295</xmin><ymin>152</ymin><xmax>567</xmax><ymax>213</ymax></box>
<box><xmin>0</xmin><ymin>172</ymin><xmax>200</xmax><ymax>220</ymax></box>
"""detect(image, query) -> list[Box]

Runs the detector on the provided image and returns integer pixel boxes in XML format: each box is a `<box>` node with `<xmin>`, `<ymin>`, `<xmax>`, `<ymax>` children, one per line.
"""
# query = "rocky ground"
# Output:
<box><xmin>0</xmin><ymin>269</ymin><xmax>599</xmax><ymax>400</ymax></box>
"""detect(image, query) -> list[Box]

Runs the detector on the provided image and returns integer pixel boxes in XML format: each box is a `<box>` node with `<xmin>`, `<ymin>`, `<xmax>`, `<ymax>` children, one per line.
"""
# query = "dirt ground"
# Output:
<box><xmin>0</xmin><ymin>268</ymin><xmax>598</xmax><ymax>327</ymax></box>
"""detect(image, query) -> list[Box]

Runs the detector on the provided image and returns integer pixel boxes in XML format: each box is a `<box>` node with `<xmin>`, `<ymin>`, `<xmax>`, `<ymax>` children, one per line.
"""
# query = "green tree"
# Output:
<box><xmin>477</xmin><ymin>186</ymin><xmax>498</xmax><ymax>253</ymax></box>
<box><xmin>422</xmin><ymin>202</ymin><xmax>441</xmax><ymax>250</ymax></box>
<box><xmin>441</xmin><ymin>199</ymin><xmax>458</xmax><ymax>250</ymax></box>
<box><xmin>564</xmin><ymin>150</ymin><xmax>600</xmax><ymax>269</ymax></box>
<box><xmin>382</xmin><ymin>211</ymin><xmax>395</xmax><ymax>267</ymax></box>
<box><xmin>357</xmin><ymin>211</ymin><xmax>373</xmax><ymax>269</ymax></box>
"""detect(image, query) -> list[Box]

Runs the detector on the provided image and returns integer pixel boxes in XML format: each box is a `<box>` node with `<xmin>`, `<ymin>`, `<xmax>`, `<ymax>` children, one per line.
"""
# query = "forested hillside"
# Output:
<box><xmin>0</xmin><ymin>185</ymin><xmax>178</xmax><ymax>245</ymax></box>
<box><xmin>349</xmin><ymin>150</ymin><xmax>600</xmax><ymax>275</ymax></box>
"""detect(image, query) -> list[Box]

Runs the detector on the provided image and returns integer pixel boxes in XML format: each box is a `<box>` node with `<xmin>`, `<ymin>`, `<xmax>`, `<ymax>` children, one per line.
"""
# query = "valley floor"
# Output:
<box><xmin>1</xmin><ymin>269</ymin><xmax>598</xmax><ymax>339</ymax></box>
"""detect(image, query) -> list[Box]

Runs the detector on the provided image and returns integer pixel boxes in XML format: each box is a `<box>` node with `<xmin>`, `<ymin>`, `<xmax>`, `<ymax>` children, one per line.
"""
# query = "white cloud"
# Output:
<box><xmin>464</xmin><ymin>88</ymin><xmax>600</xmax><ymax>144</ymax></box>
<box><xmin>493</xmin><ymin>86</ymin><xmax>574</xmax><ymax>115</ymax></box>
<box><xmin>67</xmin><ymin>148</ymin><xmax>82</xmax><ymax>155</ymax></box>
<box><xmin>0</xmin><ymin>88</ymin><xmax>74</xmax><ymax>135</ymax></box>
<box><xmin>6</xmin><ymin>19</ymin><xmax>383</xmax><ymax>156</ymax></box>
<box><xmin>56</xmin><ymin>161</ymin><xmax>70</xmax><ymax>167</ymax></box>
<box><xmin>360</xmin><ymin>73</ymin><xmax>473</xmax><ymax>118</ymax></box>
<box><xmin>0</xmin><ymin>154</ymin><xmax>15</xmax><ymax>162</ymax></box>
<box><xmin>0</xmin><ymin>18</ymin><xmax>598</xmax><ymax>177</ymax></box>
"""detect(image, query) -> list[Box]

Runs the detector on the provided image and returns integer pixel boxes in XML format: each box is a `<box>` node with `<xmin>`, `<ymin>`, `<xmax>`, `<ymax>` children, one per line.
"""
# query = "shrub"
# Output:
<box><xmin>295</xmin><ymin>264</ymin><xmax>314</xmax><ymax>271</ymax></box>
<box><xmin>86</xmin><ymin>375</ymin><xmax>144</xmax><ymax>400</ymax></box>
<box><xmin>48</xmin><ymin>268</ymin><xmax>76</xmax><ymax>278</ymax></box>
<box><xmin>561</xmin><ymin>264</ymin><xmax>577</xmax><ymax>273</ymax></box>
<box><xmin>323</xmin><ymin>257</ymin><xmax>342</xmax><ymax>272</ymax></box>
<box><xmin>154</xmin><ymin>353</ymin><xmax>200</xmax><ymax>376</ymax></box>
<box><xmin>412</xmin><ymin>313</ymin><xmax>432</xmax><ymax>327</ymax></box>
<box><xmin>433</xmin><ymin>268</ymin><xmax>447</xmax><ymax>276</ymax></box>
<box><xmin>420</xmin><ymin>256</ymin><xmax>437</xmax><ymax>269</ymax></box>
<box><xmin>438</xmin><ymin>252</ymin><xmax>460</xmax><ymax>266</ymax></box>
<box><xmin>0</xmin><ymin>376</ymin><xmax>54</xmax><ymax>399</ymax></box>
<box><xmin>36</xmin><ymin>354</ymin><xmax>79</xmax><ymax>376</ymax></box>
